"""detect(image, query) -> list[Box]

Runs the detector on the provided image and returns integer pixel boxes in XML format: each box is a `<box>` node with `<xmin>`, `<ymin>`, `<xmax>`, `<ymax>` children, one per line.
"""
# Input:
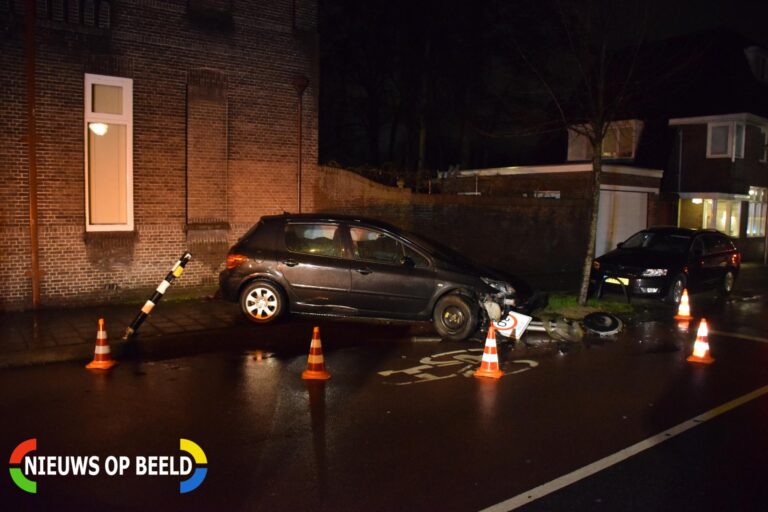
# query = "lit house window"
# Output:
<box><xmin>706</xmin><ymin>122</ymin><xmax>744</xmax><ymax>159</ymax></box>
<box><xmin>747</xmin><ymin>187</ymin><xmax>767</xmax><ymax>238</ymax></box>
<box><xmin>702</xmin><ymin>199</ymin><xmax>741</xmax><ymax>237</ymax></box>
<box><xmin>84</xmin><ymin>74</ymin><xmax>133</xmax><ymax>231</ymax></box>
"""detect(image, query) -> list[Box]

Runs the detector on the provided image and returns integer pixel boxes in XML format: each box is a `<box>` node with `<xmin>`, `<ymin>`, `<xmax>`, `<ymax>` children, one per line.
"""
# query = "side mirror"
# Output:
<box><xmin>400</xmin><ymin>256</ymin><xmax>415</xmax><ymax>268</ymax></box>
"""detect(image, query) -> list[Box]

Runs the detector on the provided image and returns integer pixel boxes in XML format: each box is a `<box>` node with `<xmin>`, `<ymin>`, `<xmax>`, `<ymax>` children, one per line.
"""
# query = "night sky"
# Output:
<box><xmin>317</xmin><ymin>0</ymin><xmax>768</xmax><ymax>179</ymax></box>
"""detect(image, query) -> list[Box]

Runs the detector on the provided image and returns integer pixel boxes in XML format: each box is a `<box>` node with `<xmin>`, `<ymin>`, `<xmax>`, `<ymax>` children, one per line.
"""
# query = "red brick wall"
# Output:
<box><xmin>0</xmin><ymin>0</ymin><xmax>318</xmax><ymax>309</ymax></box>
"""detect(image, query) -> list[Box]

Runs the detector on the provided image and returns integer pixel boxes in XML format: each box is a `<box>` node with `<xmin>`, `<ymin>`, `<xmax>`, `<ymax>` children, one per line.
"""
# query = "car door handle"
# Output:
<box><xmin>354</xmin><ymin>267</ymin><xmax>373</xmax><ymax>275</ymax></box>
<box><xmin>282</xmin><ymin>259</ymin><xmax>299</xmax><ymax>267</ymax></box>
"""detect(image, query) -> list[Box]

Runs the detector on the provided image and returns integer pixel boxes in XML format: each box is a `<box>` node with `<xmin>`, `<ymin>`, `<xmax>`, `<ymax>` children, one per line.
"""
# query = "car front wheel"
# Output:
<box><xmin>240</xmin><ymin>280</ymin><xmax>285</xmax><ymax>324</ymax></box>
<box><xmin>433</xmin><ymin>294</ymin><xmax>479</xmax><ymax>342</ymax></box>
<box><xmin>665</xmin><ymin>274</ymin><xmax>686</xmax><ymax>304</ymax></box>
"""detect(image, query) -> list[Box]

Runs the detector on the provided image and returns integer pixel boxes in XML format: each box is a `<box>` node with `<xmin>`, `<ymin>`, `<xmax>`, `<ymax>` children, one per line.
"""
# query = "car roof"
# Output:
<box><xmin>261</xmin><ymin>213</ymin><xmax>407</xmax><ymax>234</ymax></box>
<box><xmin>643</xmin><ymin>226</ymin><xmax>729</xmax><ymax>238</ymax></box>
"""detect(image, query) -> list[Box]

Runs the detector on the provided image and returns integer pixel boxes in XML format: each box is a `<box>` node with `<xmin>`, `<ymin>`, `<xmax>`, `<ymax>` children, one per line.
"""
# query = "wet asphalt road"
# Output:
<box><xmin>1</xmin><ymin>292</ymin><xmax>767</xmax><ymax>511</ymax></box>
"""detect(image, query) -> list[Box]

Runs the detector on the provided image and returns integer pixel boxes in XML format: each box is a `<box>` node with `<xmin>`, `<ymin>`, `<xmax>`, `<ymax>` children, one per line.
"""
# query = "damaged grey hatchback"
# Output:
<box><xmin>219</xmin><ymin>213</ymin><xmax>538</xmax><ymax>341</ymax></box>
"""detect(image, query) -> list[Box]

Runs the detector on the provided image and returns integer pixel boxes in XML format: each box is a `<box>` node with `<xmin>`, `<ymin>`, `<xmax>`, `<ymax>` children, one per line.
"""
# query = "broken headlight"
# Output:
<box><xmin>480</xmin><ymin>277</ymin><xmax>515</xmax><ymax>295</ymax></box>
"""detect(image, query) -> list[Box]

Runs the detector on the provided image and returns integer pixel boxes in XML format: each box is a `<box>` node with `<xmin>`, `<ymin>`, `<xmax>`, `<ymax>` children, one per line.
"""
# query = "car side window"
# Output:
<box><xmin>702</xmin><ymin>234</ymin><xmax>726</xmax><ymax>255</ymax></box>
<box><xmin>285</xmin><ymin>223</ymin><xmax>343</xmax><ymax>258</ymax></box>
<box><xmin>403</xmin><ymin>244</ymin><xmax>429</xmax><ymax>268</ymax></box>
<box><xmin>690</xmin><ymin>238</ymin><xmax>704</xmax><ymax>257</ymax></box>
<box><xmin>350</xmin><ymin>227</ymin><xmax>404</xmax><ymax>265</ymax></box>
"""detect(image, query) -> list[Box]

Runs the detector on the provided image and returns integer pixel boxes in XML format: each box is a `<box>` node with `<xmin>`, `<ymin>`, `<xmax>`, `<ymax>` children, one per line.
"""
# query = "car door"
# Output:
<box><xmin>685</xmin><ymin>237</ymin><xmax>708</xmax><ymax>292</ymax></box>
<box><xmin>702</xmin><ymin>234</ymin><xmax>734</xmax><ymax>288</ymax></box>
<box><xmin>347</xmin><ymin>225</ymin><xmax>436</xmax><ymax>318</ymax></box>
<box><xmin>277</xmin><ymin>222</ymin><xmax>352</xmax><ymax>312</ymax></box>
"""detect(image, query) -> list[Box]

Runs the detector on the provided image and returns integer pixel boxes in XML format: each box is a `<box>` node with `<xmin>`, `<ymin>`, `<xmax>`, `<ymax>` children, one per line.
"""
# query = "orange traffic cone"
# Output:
<box><xmin>302</xmin><ymin>326</ymin><xmax>331</xmax><ymax>380</ymax></box>
<box><xmin>674</xmin><ymin>289</ymin><xmax>693</xmax><ymax>321</ymax></box>
<box><xmin>86</xmin><ymin>318</ymin><xmax>118</xmax><ymax>370</ymax></box>
<box><xmin>687</xmin><ymin>318</ymin><xmax>714</xmax><ymax>364</ymax></box>
<box><xmin>474</xmin><ymin>323</ymin><xmax>504</xmax><ymax>379</ymax></box>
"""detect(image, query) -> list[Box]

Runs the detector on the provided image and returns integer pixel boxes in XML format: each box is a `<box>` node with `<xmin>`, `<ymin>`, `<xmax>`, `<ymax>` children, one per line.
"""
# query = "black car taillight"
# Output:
<box><xmin>226</xmin><ymin>254</ymin><xmax>248</xmax><ymax>270</ymax></box>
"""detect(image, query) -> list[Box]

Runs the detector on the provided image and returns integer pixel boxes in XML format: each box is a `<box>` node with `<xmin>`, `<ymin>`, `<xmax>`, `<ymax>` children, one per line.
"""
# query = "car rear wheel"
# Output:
<box><xmin>720</xmin><ymin>270</ymin><xmax>735</xmax><ymax>295</ymax></box>
<box><xmin>433</xmin><ymin>294</ymin><xmax>479</xmax><ymax>342</ymax></box>
<box><xmin>665</xmin><ymin>274</ymin><xmax>686</xmax><ymax>304</ymax></box>
<box><xmin>240</xmin><ymin>280</ymin><xmax>285</xmax><ymax>324</ymax></box>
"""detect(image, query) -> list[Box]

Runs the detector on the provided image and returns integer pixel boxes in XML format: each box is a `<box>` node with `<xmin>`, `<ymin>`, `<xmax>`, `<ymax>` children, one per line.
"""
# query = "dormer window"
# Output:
<box><xmin>567</xmin><ymin>120</ymin><xmax>643</xmax><ymax>161</ymax></box>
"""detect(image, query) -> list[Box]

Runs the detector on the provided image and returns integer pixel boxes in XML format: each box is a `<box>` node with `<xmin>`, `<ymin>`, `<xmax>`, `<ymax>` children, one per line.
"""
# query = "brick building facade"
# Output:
<box><xmin>0</xmin><ymin>0</ymin><xmax>319</xmax><ymax>309</ymax></box>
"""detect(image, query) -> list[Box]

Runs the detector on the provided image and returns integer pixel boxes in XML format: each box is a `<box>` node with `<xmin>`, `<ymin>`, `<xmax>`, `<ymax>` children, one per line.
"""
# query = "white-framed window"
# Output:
<box><xmin>707</xmin><ymin>122</ymin><xmax>745</xmax><ymax>160</ymax></box>
<box><xmin>707</xmin><ymin>122</ymin><xmax>732</xmax><ymax>158</ymax></box>
<box><xmin>747</xmin><ymin>187</ymin><xmax>767</xmax><ymax>238</ymax></box>
<box><xmin>84</xmin><ymin>74</ymin><xmax>133</xmax><ymax>232</ymax></box>
<box><xmin>734</xmin><ymin>123</ymin><xmax>745</xmax><ymax>159</ymax></box>
<box><xmin>702</xmin><ymin>198</ymin><xmax>741</xmax><ymax>237</ymax></box>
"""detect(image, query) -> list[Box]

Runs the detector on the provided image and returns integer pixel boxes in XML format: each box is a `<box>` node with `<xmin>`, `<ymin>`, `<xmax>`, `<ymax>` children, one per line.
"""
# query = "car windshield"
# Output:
<box><xmin>621</xmin><ymin>231</ymin><xmax>691</xmax><ymax>253</ymax></box>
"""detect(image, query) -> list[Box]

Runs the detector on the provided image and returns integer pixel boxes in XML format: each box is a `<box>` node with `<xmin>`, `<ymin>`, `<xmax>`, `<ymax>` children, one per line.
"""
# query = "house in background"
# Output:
<box><xmin>0</xmin><ymin>0</ymin><xmax>319</xmax><ymax>309</ymax></box>
<box><xmin>656</xmin><ymin>35</ymin><xmax>768</xmax><ymax>262</ymax></box>
<box><xmin>668</xmin><ymin>113</ymin><xmax>768</xmax><ymax>260</ymax></box>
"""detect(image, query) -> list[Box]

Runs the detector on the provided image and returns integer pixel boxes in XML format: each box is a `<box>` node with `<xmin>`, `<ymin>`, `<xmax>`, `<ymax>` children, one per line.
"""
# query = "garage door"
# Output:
<box><xmin>596</xmin><ymin>189</ymin><xmax>648</xmax><ymax>256</ymax></box>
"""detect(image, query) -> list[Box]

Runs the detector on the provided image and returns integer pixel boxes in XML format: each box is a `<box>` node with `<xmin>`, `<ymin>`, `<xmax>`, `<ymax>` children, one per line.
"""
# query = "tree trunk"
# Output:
<box><xmin>578</xmin><ymin>142</ymin><xmax>603</xmax><ymax>305</ymax></box>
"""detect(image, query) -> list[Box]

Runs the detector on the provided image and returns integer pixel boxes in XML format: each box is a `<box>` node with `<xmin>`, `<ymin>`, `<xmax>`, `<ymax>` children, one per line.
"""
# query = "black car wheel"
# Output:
<box><xmin>665</xmin><ymin>274</ymin><xmax>686</xmax><ymax>304</ymax></box>
<box><xmin>240</xmin><ymin>280</ymin><xmax>285</xmax><ymax>323</ymax></box>
<box><xmin>433</xmin><ymin>294</ymin><xmax>479</xmax><ymax>342</ymax></box>
<box><xmin>721</xmin><ymin>270</ymin><xmax>735</xmax><ymax>295</ymax></box>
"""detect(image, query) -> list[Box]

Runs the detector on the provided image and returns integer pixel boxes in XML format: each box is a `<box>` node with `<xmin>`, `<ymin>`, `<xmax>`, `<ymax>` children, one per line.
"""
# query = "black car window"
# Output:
<box><xmin>285</xmin><ymin>223</ymin><xmax>343</xmax><ymax>258</ymax></box>
<box><xmin>690</xmin><ymin>238</ymin><xmax>704</xmax><ymax>257</ymax></box>
<box><xmin>403</xmin><ymin>244</ymin><xmax>429</xmax><ymax>268</ymax></box>
<box><xmin>350</xmin><ymin>227</ymin><xmax>405</xmax><ymax>265</ymax></box>
<box><xmin>703</xmin><ymin>234</ymin><xmax>735</xmax><ymax>255</ymax></box>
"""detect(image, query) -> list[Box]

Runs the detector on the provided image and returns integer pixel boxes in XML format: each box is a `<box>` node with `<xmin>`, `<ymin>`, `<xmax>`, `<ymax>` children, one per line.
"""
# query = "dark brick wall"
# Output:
<box><xmin>0</xmin><ymin>0</ymin><xmax>318</xmax><ymax>309</ymax></box>
<box><xmin>315</xmin><ymin>168</ymin><xmax>592</xmax><ymax>276</ymax></box>
<box><xmin>680</xmin><ymin>124</ymin><xmax>768</xmax><ymax>194</ymax></box>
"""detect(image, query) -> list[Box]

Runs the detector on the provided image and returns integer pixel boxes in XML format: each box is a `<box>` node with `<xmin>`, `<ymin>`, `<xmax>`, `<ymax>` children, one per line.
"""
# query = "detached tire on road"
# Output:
<box><xmin>433</xmin><ymin>294</ymin><xmax>479</xmax><ymax>342</ymax></box>
<box><xmin>240</xmin><ymin>280</ymin><xmax>285</xmax><ymax>324</ymax></box>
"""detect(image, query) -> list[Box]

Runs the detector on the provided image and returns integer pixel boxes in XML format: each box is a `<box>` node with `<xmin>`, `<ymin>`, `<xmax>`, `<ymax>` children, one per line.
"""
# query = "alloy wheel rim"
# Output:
<box><xmin>442</xmin><ymin>306</ymin><xmax>465</xmax><ymax>331</ymax></box>
<box><xmin>724</xmin><ymin>272</ymin><xmax>734</xmax><ymax>292</ymax></box>
<box><xmin>673</xmin><ymin>280</ymin><xmax>684</xmax><ymax>303</ymax></box>
<box><xmin>245</xmin><ymin>288</ymin><xmax>278</xmax><ymax>320</ymax></box>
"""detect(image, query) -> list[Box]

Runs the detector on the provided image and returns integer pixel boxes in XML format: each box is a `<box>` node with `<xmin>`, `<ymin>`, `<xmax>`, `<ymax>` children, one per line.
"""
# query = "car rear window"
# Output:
<box><xmin>285</xmin><ymin>223</ymin><xmax>343</xmax><ymax>258</ymax></box>
<box><xmin>703</xmin><ymin>234</ymin><xmax>735</xmax><ymax>254</ymax></box>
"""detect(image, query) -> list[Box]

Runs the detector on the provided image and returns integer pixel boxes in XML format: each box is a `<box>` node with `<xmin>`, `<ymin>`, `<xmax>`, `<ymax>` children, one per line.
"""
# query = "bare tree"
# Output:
<box><xmin>499</xmin><ymin>0</ymin><xmax>649</xmax><ymax>304</ymax></box>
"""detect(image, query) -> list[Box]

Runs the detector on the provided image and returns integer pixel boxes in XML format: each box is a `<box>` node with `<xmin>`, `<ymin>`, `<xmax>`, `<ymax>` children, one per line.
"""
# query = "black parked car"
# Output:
<box><xmin>219</xmin><ymin>213</ymin><xmax>537</xmax><ymax>341</ymax></box>
<box><xmin>590</xmin><ymin>227</ymin><xmax>741</xmax><ymax>303</ymax></box>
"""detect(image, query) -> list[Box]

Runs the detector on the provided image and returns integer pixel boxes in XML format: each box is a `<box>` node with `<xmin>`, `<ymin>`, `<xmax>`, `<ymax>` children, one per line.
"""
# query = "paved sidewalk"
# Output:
<box><xmin>0</xmin><ymin>298</ymin><xmax>242</xmax><ymax>368</ymax></box>
<box><xmin>1</xmin><ymin>264</ymin><xmax>766</xmax><ymax>369</ymax></box>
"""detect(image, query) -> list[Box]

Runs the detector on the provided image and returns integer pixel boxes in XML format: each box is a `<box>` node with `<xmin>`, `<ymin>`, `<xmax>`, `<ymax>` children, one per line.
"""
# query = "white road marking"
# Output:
<box><xmin>479</xmin><ymin>384</ymin><xmax>768</xmax><ymax>512</ymax></box>
<box><xmin>710</xmin><ymin>330</ymin><xmax>768</xmax><ymax>344</ymax></box>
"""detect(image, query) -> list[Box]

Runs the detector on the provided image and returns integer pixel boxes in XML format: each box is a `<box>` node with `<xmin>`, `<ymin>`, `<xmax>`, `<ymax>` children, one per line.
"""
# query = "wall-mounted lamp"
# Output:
<box><xmin>691</xmin><ymin>198</ymin><xmax>703</xmax><ymax>205</ymax></box>
<box><xmin>88</xmin><ymin>123</ymin><xmax>109</xmax><ymax>136</ymax></box>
